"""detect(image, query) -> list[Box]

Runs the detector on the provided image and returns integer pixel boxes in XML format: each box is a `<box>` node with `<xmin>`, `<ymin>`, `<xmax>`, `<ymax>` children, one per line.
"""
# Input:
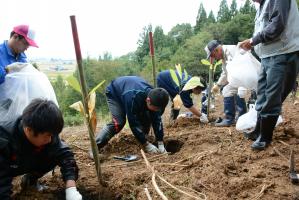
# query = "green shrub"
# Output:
<box><xmin>64</xmin><ymin>113</ymin><xmax>84</xmax><ymax>126</ymax></box>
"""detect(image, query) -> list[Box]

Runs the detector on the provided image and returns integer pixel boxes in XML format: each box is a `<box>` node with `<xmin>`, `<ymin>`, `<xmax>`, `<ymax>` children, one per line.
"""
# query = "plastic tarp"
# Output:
<box><xmin>0</xmin><ymin>63</ymin><xmax>58</xmax><ymax>122</ymax></box>
<box><xmin>226</xmin><ymin>49</ymin><xmax>261</xmax><ymax>90</ymax></box>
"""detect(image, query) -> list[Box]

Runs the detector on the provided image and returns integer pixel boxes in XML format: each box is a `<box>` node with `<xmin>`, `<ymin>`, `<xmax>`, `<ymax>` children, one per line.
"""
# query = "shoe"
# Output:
<box><xmin>251</xmin><ymin>135</ymin><xmax>269</xmax><ymax>150</ymax></box>
<box><xmin>215</xmin><ymin>119</ymin><xmax>234</xmax><ymax>127</ymax></box>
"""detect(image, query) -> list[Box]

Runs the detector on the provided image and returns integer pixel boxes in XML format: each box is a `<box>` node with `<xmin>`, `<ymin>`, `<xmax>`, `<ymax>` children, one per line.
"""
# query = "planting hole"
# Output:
<box><xmin>165</xmin><ymin>139</ymin><xmax>183</xmax><ymax>154</ymax></box>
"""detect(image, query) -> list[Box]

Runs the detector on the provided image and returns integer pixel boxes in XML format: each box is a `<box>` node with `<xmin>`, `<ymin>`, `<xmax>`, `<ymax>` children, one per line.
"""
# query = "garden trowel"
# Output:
<box><xmin>113</xmin><ymin>155</ymin><xmax>138</xmax><ymax>162</ymax></box>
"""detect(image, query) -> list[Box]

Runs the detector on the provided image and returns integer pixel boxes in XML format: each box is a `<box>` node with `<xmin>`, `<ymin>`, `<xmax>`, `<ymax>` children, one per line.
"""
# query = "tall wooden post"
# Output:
<box><xmin>70</xmin><ymin>15</ymin><xmax>103</xmax><ymax>192</ymax></box>
<box><xmin>149</xmin><ymin>31</ymin><xmax>156</xmax><ymax>87</ymax></box>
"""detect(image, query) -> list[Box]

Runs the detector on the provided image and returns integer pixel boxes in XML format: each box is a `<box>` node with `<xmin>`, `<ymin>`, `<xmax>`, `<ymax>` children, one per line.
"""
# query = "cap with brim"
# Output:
<box><xmin>204</xmin><ymin>40</ymin><xmax>220</xmax><ymax>59</ymax></box>
<box><xmin>13</xmin><ymin>25</ymin><xmax>38</xmax><ymax>48</ymax></box>
<box><xmin>182</xmin><ymin>76</ymin><xmax>204</xmax><ymax>91</ymax></box>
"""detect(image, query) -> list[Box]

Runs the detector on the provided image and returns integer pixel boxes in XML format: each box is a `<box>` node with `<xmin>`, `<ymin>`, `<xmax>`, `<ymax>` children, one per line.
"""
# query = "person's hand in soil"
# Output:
<box><xmin>65</xmin><ymin>186</ymin><xmax>82</xmax><ymax>200</ymax></box>
<box><xmin>144</xmin><ymin>142</ymin><xmax>159</xmax><ymax>154</ymax></box>
<box><xmin>158</xmin><ymin>141</ymin><xmax>167</xmax><ymax>154</ymax></box>
<box><xmin>65</xmin><ymin>180</ymin><xmax>82</xmax><ymax>200</ymax></box>
<box><xmin>200</xmin><ymin>113</ymin><xmax>209</xmax><ymax>124</ymax></box>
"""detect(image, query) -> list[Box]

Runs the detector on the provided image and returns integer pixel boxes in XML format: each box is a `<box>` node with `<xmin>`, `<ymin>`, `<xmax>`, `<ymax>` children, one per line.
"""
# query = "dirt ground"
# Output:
<box><xmin>12</xmin><ymin>94</ymin><xmax>299</xmax><ymax>200</ymax></box>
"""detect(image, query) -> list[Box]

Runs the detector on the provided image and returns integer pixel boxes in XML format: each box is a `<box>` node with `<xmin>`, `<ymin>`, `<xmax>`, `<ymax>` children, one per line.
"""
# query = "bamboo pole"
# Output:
<box><xmin>70</xmin><ymin>16</ymin><xmax>103</xmax><ymax>191</ymax></box>
<box><xmin>207</xmin><ymin>60</ymin><xmax>214</xmax><ymax>118</ymax></box>
<box><xmin>149</xmin><ymin>31</ymin><xmax>156</xmax><ymax>87</ymax></box>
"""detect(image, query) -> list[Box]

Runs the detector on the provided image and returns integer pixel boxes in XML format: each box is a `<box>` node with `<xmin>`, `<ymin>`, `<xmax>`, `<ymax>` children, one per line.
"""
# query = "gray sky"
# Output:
<box><xmin>1</xmin><ymin>0</ymin><xmax>245</xmax><ymax>60</ymax></box>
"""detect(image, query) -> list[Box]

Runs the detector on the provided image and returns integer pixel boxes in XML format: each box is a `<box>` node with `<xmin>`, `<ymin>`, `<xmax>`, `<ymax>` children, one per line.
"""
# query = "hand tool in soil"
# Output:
<box><xmin>113</xmin><ymin>155</ymin><xmax>138</xmax><ymax>162</ymax></box>
<box><xmin>289</xmin><ymin>149</ymin><xmax>299</xmax><ymax>184</ymax></box>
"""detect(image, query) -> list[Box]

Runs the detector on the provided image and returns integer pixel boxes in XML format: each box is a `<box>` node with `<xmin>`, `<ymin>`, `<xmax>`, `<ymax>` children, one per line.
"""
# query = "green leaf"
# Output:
<box><xmin>66</xmin><ymin>75</ymin><xmax>81</xmax><ymax>93</ymax></box>
<box><xmin>89</xmin><ymin>80</ymin><xmax>106</xmax><ymax>94</ymax></box>
<box><xmin>214</xmin><ymin>60</ymin><xmax>223</xmax><ymax>72</ymax></box>
<box><xmin>215</xmin><ymin>60</ymin><xmax>222</xmax><ymax>67</ymax></box>
<box><xmin>201</xmin><ymin>59</ymin><xmax>211</xmax><ymax>66</ymax></box>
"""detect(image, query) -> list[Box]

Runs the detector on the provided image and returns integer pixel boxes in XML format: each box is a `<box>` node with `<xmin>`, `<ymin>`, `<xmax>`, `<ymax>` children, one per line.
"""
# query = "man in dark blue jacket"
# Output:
<box><xmin>0</xmin><ymin>99</ymin><xmax>82</xmax><ymax>200</ymax></box>
<box><xmin>157</xmin><ymin>69</ymin><xmax>208</xmax><ymax>123</ymax></box>
<box><xmin>95</xmin><ymin>76</ymin><xmax>169</xmax><ymax>154</ymax></box>
<box><xmin>0</xmin><ymin>25</ymin><xmax>38</xmax><ymax>84</ymax></box>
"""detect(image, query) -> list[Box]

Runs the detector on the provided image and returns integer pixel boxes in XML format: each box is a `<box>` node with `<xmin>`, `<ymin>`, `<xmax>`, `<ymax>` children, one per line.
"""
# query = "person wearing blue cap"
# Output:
<box><xmin>0</xmin><ymin>25</ymin><xmax>38</xmax><ymax>84</ymax></box>
<box><xmin>239</xmin><ymin>0</ymin><xmax>299</xmax><ymax>150</ymax></box>
<box><xmin>95</xmin><ymin>76</ymin><xmax>170</xmax><ymax>154</ymax></box>
<box><xmin>204</xmin><ymin>40</ymin><xmax>248</xmax><ymax>127</ymax></box>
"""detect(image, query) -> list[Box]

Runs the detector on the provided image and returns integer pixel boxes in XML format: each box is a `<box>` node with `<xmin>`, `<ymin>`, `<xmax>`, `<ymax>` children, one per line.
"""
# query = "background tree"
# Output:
<box><xmin>230</xmin><ymin>0</ymin><xmax>238</xmax><ymax>18</ymax></box>
<box><xmin>217</xmin><ymin>0</ymin><xmax>231</xmax><ymax>23</ymax></box>
<box><xmin>240</xmin><ymin>0</ymin><xmax>256</xmax><ymax>18</ymax></box>
<box><xmin>207</xmin><ymin>11</ymin><xmax>216</xmax><ymax>24</ymax></box>
<box><xmin>194</xmin><ymin>3</ymin><xmax>207</xmax><ymax>34</ymax></box>
<box><xmin>135</xmin><ymin>25</ymin><xmax>153</xmax><ymax>68</ymax></box>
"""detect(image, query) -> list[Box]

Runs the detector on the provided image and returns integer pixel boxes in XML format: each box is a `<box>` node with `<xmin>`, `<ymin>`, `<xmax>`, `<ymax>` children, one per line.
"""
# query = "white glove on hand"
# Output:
<box><xmin>65</xmin><ymin>187</ymin><xmax>82</xmax><ymax>200</ymax></box>
<box><xmin>158</xmin><ymin>141</ymin><xmax>167</xmax><ymax>154</ymax></box>
<box><xmin>5</xmin><ymin>62</ymin><xmax>28</xmax><ymax>73</ymax></box>
<box><xmin>200</xmin><ymin>113</ymin><xmax>209</xmax><ymax>124</ymax></box>
<box><xmin>211</xmin><ymin>84</ymin><xmax>220</xmax><ymax>94</ymax></box>
<box><xmin>145</xmin><ymin>142</ymin><xmax>159</xmax><ymax>154</ymax></box>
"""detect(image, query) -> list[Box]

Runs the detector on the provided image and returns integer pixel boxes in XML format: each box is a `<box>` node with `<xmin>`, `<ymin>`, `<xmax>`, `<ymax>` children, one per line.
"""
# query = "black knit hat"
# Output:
<box><xmin>148</xmin><ymin>88</ymin><xmax>169</xmax><ymax>109</ymax></box>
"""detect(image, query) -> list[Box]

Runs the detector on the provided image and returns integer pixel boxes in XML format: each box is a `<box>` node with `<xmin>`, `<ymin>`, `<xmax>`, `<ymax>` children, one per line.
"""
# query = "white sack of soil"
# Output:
<box><xmin>0</xmin><ymin>63</ymin><xmax>58</xmax><ymax>122</ymax></box>
<box><xmin>226</xmin><ymin>49</ymin><xmax>261</xmax><ymax>90</ymax></box>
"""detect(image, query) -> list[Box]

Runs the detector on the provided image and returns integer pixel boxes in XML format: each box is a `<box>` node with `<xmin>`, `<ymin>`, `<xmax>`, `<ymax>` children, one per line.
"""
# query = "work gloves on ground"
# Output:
<box><xmin>200</xmin><ymin>113</ymin><xmax>209</xmax><ymax>124</ymax></box>
<box><xmin>145</xmin><ymin>142</ymin><xmax>160</xmax><ymax>154</ymax></box>
<box><xmin>5</xmin><ymin>62</ymin><xmax>28</xmax><ymax>73</ymax></box>
<box><xmin>66</xmin><ymin>187</ymin><xmax>82</xmax><ymax>200</ymax></box>
<box><xmin>211</xmin><ymin>84</ymin><xmax>220</xmax><ymax>94</ymax></box>
<box><xmin>158</xmin><ymin>141</ymin><xmax>167</xmax><ymax>154</ymax></box>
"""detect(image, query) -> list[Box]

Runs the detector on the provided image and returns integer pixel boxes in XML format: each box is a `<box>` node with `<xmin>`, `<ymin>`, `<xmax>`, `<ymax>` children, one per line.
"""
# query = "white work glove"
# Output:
<box><xmin>211</xmin><ymin>84</ymin><xmax>220</xmax><ymax>94</ymax></box>
<box><xmin>157</xmin><ymin>141</ymin><xmax>167</xmax><ymax>154</ymax></box>
<box><xmin>65</xmin><ymin>187</ymin><xmax>82</xmax><ymax>200</ymax></box>
<box><xmin>144</xmin><ymin>142</ymin><xmax>159</xmax><ymax>154</ymax></box>
<box><xmin>200</xmin><ymin>113</ymin><xmax>209</xmax><ymax>124</ymax></box>
<box><xmin>5</xmin><ymin>62</ymin><xmax>28</xmax><ymax>73</ymax></box>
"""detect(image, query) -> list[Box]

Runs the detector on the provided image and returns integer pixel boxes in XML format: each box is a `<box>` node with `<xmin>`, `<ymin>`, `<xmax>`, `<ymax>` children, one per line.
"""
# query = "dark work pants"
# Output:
<box><xmin>256</xmin><ymin>51</ymin><xmax>299</xmax><ymax>117</ymax></box>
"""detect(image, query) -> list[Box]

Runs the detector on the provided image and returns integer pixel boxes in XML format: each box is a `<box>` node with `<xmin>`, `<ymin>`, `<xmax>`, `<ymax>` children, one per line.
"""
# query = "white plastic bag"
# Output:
<box><xmin>226</xmin><ymin>49</ymin><xmax>261</xmax><ymax>90</ymax></box>
<box><xmin>236</xmin><ymin>104</ymin><xmax>283</xmax><ymax>133</ymax></box>
<box><xmin>0</xmin><ymin>63</ymin><xmax>58</xmax><ymax>122</ymax></box>
<box><xmin>236</xmin><ymin>104</ymin><xmax>257</xmax><ymax>133</ymax></box>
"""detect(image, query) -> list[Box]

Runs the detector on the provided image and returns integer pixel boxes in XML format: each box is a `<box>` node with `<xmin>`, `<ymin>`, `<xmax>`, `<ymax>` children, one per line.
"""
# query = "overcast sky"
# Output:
<box><xmin>0</xmin><ymin>0</ymin><xmax>244</xmax><ymax>60</ymax></box>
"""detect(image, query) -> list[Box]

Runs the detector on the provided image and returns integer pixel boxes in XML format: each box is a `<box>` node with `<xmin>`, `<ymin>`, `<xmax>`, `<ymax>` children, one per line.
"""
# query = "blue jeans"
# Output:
<box><xmin>256</xmin><ymin>51</ymin><xmax>299</xmax><ymax>117</ymax></box>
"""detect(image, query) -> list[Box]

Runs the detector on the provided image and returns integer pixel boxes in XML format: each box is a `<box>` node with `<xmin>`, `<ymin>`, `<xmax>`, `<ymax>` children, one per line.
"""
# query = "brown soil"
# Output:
<box><xmin>12</xmin><ymin>96</ymin><xmax>299</xmax><ymax>200</ymax></box>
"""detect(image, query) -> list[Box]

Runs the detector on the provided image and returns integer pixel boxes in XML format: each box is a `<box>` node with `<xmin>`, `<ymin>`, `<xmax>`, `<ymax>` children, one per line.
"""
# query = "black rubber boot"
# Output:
<box><xmin>243</xmin><ymin>115</ymin><xmax>260</xmax><ymax>141</ymax></box>
<box><xmin>170</xmin><ymin>108</ymin><xmax>180</xmax><ymax>121</ymax></box>
<box><xmin>251</xmin><ymin>115</ymin><xmax>279</xmax><ymax>151</ymax></box>
<box><xmin>235</xmin><ymin>96</ymin><xmax>247</xmax><ymax>120</ymax></box>
<box><xmin>95</xmin><ymin>126</ymin><xmax>115</xmax><ymax>150</ymax></box>
<box><xmin>215</xmin><ymin>96</ymin><xmax>235</xmax><ymax>127</ymax></box>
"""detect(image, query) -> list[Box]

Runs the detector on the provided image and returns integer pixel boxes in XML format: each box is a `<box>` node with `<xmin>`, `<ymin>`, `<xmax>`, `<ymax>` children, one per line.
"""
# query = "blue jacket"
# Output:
<box><xmin>0</xmin><ymin>40</ymin><xmax>27</xmax><ymax>84</ymax></box>
<box><xmin>157</xmin><ymin>70</ymin><xmax>193</xmax><ymax>108</ymax></box>
<box><xmin>106</xmin><ymin>76</ymin><xmax>164</xmax><ymax>141</ymax></box>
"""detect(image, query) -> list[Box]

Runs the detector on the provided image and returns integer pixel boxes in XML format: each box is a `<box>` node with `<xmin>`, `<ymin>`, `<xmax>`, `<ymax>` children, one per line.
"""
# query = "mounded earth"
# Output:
<box><xmin>12</xmin><ymin>95</ymin><xmax>299</xmax><ymax>200</ymax></box>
